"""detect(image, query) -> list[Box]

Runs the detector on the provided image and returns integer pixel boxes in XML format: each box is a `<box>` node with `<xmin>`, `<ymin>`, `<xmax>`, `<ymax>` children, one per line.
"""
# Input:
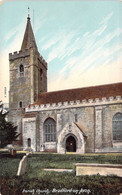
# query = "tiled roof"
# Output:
<box><xmin>74</xmin><ymin>122</ymin><xmax>87</xmax><ymax>137</ymax></box>
<box><xmin>36</xmin><ymin>82</ymin><xmax>122</xmax><ymax>105</ymax></box>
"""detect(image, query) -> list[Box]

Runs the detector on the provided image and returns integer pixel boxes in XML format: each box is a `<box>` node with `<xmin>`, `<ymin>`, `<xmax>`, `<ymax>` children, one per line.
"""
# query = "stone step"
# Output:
<box><xmin>44</xmin><ymin>169</ymin><xmax>73</xmax><ymax>173</ymax></box>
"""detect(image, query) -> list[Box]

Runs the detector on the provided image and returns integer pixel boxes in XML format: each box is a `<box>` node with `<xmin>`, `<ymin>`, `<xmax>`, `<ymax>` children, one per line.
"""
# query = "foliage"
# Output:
<box><xmin>0</xmin><ymin>101</ymin><xmax>20</xmax><ymax>148</ymax></box>
<box><xmin>1</xmin><ymin>173</ymin><xmax>122</xmax><ymax>195</ymax></box>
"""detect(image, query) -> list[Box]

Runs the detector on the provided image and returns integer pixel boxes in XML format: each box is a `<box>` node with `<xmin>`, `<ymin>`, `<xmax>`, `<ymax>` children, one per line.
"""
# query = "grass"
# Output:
<box><xmin>27</xmin><ymin>153</ymin><xmax>122</xmax><ymax>178</ymax></box>
<box><xmin>0</xmin><ymin>150</ymin><xmax>25</xmax><ymax>177</ymax></box>
<box><xmin>1</xmin><ymin>152</ymin><xmax>122</xmax><ymax>195</ymax></box>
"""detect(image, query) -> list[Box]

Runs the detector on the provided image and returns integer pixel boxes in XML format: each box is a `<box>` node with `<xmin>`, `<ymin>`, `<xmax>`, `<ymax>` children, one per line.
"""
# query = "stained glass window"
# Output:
<box><xmin>44</xmin><ymin>118</ymin><xmax>56</xmax><ymax>142</ymax></box>
<box><xmin>112</xmin><ymin>113</ymin><xmax>122</xmax><ymax>141</ymax></box>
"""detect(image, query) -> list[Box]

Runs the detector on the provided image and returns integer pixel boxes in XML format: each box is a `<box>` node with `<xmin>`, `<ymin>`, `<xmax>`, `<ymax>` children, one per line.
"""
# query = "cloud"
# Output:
<box><xmin>48</xmin><ymin>54</ymin><xmax>122</xmax><ymax>92</ymax></box>
<box><xmin>45</xmin><ymin>14</ymin><xmax>111</xmax><ymax>66</ymax></box>
<box><xmin>100</xmin><ymin>12</ymin><xmax>113</xmax><ymax>25</ymax></box>
<box><xmin>0</xmin><ymin>19</ymin><xmax>26</xmax><ymax>102</ymax></box>
<box><xmin>41</xmin><ymin>34</ymin><xmax>61</xmax><ymax>51</ymax></box>
<box><xmin>0</xmin><ymin>10</ymin><xmax>121</xmax><ymax>104</ymax></box>
<box><xmin>5</xmin><ymin>28</ymin><xmax>17</xmax><ymax>43</ymax></box>
<box><xmin>45</xmin><ymin>12</ymin><xmax>114</xmax><ymax>65</ymax></box>
<box><xmin>47</xmin><ymin>30</ymin><xmax>78</xmax><ymax>63</ymax></box>
<box><xmin>48</xmin><ymin>13</ymin><xmax>122</xmax><ymax>91</ymax></box>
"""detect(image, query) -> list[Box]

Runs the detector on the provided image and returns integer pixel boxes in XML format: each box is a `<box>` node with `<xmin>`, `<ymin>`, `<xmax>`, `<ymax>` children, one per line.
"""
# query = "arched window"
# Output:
<box><xmin>19</xmin><ymin>101</ymin><xmax>22</xmax><ymax>108</ymax></box>
<box><xmin>44</xmin><ymin>118</ymin><xmax>56</xmax><ymax>142</ymax></box>
<box><xmin>112</xmin><ymin>113</ymin><xmax>122</xmax><ymax>141</ymax></box>
<box><xmin>27</xmin><ymin>138</ymin><xmax>31</xmax><ymax>147</ymax></box>
<box><xmin>40</xmin><ymin>68</ymin><xmax>43</xmax><ymax>81</ymax></box>
<box><xmin>19</xmin><ymin>64</ymin><xmax>24</xmax><ymax>76</ymax></box>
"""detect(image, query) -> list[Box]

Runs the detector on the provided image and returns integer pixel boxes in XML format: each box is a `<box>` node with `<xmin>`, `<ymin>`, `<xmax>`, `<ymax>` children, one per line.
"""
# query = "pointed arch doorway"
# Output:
<box><xmin>66</xmin><ymin>136</ymin><xmax>76</xmax><ymax>152</ymax></box>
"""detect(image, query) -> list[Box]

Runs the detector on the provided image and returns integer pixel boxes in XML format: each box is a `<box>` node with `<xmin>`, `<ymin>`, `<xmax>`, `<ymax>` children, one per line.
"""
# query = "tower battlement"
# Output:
<box><xmin>39</xmin><ymin>53</ymin><xmax>48</xmax><ymax>68</ymax></box>
<box><xmin>9</xmin><ymin>49</ymin><xmax>30</xmax><ymax>61</ymax></box>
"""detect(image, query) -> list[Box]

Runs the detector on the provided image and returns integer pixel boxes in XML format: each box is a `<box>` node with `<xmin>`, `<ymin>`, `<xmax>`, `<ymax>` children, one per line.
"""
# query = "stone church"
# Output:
<box><xmin>9</xmin><ymin>16</ymin><xmax>122</xmax><ymax>153</ymax></box>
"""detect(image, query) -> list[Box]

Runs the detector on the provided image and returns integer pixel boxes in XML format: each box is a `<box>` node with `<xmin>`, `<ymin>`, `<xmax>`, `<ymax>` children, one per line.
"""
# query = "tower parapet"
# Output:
<box><xmin>38</xmin><ymin>53</ymin><xmax>47</xmax><ymax>68</ymax></box>
<box><xmin>9</xmin><ymin>49</ymin><xmax>30</xmax><ymax>61</ymax></box>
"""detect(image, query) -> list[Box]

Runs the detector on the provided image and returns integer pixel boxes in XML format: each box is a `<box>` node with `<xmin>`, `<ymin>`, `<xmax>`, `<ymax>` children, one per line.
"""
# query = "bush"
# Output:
<box><xmin>1</xmin><ymin>174</ymin><xmax>122</xmax><ymax>195</ymax></box>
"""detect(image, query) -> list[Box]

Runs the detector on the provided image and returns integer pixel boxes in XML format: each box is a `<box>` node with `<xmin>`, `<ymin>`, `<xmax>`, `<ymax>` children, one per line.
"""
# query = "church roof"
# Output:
<box><xmin>74</xmin><ymin>122</ymin><xmax>87</xmax><ymax>137</ymax></box>
<box><xmin>36</xmin><ymin>82</ymin><xmax>122</xmax><ymax>105</ymax></box>
<box><xmin>21</xmin><ymin>16</ymin><xmax>37</xmax><ymax>50</ymax></box>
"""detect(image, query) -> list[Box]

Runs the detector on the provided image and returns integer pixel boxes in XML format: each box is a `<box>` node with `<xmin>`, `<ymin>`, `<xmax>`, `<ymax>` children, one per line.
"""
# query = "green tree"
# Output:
<box><xmin>0</xmin><ymin>101</ymin><xmax>20</xmax><ymax>148</ymax></box>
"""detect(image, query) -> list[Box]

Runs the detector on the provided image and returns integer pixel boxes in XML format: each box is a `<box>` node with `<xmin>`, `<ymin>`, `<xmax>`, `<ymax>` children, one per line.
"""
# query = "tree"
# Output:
<box><xmin>0</xmin><ymin>101</ymin><xmax>20</xmax><ymax>148</ymax></box>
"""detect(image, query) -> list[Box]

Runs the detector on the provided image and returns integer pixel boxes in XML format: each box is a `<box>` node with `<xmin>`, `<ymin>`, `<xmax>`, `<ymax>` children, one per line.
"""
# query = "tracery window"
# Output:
<box><xmin>19</xmin><ymin>64</ymin><xmax>24</xmax><ymax>76</ymax></box>
<box><xmin>44</xmin><ymin>118</ymin><xmax>56</xmax><ymax>142</ymax></box>
<box><xmin>112</xmin><ymin>113</ymin><xmax>122</xmax><ymax>141</ymax></box>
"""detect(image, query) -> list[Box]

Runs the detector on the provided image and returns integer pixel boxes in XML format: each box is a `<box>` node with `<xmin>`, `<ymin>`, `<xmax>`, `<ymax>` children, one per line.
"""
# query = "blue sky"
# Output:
<box><xmin>0</xmin><ymin>0</ymin><xmax>122</xmax><ymax>103</ymax></box>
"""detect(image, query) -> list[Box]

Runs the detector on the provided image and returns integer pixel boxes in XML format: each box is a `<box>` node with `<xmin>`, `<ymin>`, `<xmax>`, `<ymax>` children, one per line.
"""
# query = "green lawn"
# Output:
<box><xmin>0</xmin><ymin>150</ymin><xmax>25</xmax><ymax>177</ymax></box>
<box><xmin>27</xmin><ymin>153</ymin><xmax>122</xmax><ymax>178</ymax></box>
<box><xmin>1</xmin><ymin>152</ymin><xmax>122</xmax><ymax>195</ymax></box>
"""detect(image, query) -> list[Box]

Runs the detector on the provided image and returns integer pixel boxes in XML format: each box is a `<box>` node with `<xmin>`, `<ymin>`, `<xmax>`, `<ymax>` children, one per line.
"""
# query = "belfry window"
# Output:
<box><xmin>44</xmin><ymin>118</ymin><xmax>56</xmax><ymax>142</ymax></box>
<box><xmin>40</xmin><ymin>68</ymin><xmax>43</xmax><ymax>81</ymax></box>
<box><xmin>112</xmin><ymin>113</ymin><xmax>122</xmax><ymax>141</ymax></box>
<box><xmin>19</xmin><ymin>64</ymin><xmax>24</xmax><ymax>76</ymax></box>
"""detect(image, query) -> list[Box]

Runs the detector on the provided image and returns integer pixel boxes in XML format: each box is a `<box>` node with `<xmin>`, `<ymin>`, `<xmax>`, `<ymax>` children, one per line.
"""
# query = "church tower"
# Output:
<box><xmin>9</xmin><ymin>15</ymin><xmax>47</xmax><ymax>145</ymax></box>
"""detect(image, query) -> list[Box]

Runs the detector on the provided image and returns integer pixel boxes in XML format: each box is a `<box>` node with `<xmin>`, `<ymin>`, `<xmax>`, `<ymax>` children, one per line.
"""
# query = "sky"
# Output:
<box><xmin>0</xmin><ymin>0</ymin><xmax>122</xmax><ymax>104</ymax></box>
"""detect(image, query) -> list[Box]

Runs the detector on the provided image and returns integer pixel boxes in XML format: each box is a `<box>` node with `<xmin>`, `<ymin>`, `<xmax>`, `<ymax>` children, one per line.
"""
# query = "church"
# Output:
<box><xmin>9</xmin><ymin>15</ymin><xmax>122</xmax><ymax>153</ymax></box>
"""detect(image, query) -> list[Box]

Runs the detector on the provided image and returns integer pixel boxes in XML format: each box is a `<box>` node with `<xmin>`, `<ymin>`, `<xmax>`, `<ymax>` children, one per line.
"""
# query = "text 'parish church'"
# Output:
<box><xmin>9</xmin><ymin>15</ymin><xmax>122</xmax><ymax>153</ymax></box>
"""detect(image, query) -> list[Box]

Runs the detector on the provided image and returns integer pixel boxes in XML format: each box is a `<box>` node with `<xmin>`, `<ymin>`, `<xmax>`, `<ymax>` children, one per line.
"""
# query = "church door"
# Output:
<box><xmin>66</xmin><ymin>136</ymin><xmax>76</xmax><ymax>152</ymax></box>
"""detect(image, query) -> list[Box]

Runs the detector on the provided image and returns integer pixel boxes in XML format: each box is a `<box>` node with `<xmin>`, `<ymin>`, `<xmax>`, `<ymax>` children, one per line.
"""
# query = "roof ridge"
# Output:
<box><xmin>39</xmin><ymin>82</ymin><xmax>122</xmax><ymax>95</ymax></box>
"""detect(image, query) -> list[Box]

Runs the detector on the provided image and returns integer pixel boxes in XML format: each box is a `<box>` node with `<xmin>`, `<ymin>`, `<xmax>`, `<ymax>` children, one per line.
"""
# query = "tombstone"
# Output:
<box><xmin>11</xmin><ymin>149</ymin><xmax>16</xmax><ymax>156</ymax></box>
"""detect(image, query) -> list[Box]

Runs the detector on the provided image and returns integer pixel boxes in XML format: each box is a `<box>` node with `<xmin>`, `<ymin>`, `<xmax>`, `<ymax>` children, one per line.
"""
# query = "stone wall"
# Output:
<box><xmin>9</xmin><ymin>51</ymin><xmax>31</xmax><ymax>110</ymax></box>
<box><xmin>102</xmin><ymin>104</ymin><xmax>122</xmax><ymax>149</ymax></box>
<box><xmin>9</xmin><ymin>47</ymin><xmax>48</xmax><ymax>145</ymax></box>
<box><xmin>8</xmin><ymin>109</ymin><xmax>23</xmax><ymax>145</ymax></box>
<box><xmin>39</xmin><ymin>111</ymin><xmax>57</xmax><ymax>152</ymax></box>
<box><xmin>78</xmin><ymin>107</ymin><xmax>94</xmax><ymax>153</ymax></box>
<box><xmin>75</xmin><ymin>163</ymin><xmax>122</xmax><ymax>177</ymax></box>
<box><xmin>95</xmin><ymin>106</ymin><xmax>103</xmax><ymax>149</ymax></box>
<box><xmin>38</xmin><ymin>106</ymin><xmax>94</xmax><ymax>153</ymax></box>
<box><xmin>22</xmin><ymin>96</ymin><xmax>122</xmax><ymax>153</ymax></box>
<box><xmin>23</xmin><ymin>117</ymin><xmax>36</xmax><ymax>151</ymax></box>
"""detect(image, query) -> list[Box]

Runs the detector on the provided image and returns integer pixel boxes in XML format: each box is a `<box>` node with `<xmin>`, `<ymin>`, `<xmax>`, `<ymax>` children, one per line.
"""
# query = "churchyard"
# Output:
<box><xmin>0</xmin><ymin>151</ymin><xmax>122</xmax><ymax>195</ymax></box>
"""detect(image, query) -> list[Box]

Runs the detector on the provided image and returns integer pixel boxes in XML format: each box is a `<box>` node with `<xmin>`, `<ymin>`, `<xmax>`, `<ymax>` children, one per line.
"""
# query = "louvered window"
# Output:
<box><xmin>19</xmin><ymin>64</ymin><xmax>24</xmax><ymax>76</ymax></box>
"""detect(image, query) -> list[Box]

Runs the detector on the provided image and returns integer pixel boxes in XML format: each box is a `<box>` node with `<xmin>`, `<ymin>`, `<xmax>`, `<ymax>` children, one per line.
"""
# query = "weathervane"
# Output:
<box><xmin>27</xmin><ymin>7</ymin><xmax>30</xmax><ymax>21</ymax></box>
<box><xmin>28</xmin><ymin>7</ymin><xmax>30</xmax><ymax>18</ymax></box>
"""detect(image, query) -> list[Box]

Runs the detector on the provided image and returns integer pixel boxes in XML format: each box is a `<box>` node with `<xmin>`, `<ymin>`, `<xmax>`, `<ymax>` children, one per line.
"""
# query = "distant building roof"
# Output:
<box><xmin>34</xmin><ymin>82</ymin><xmax>122</xmax><ymax>105</ymax></box>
